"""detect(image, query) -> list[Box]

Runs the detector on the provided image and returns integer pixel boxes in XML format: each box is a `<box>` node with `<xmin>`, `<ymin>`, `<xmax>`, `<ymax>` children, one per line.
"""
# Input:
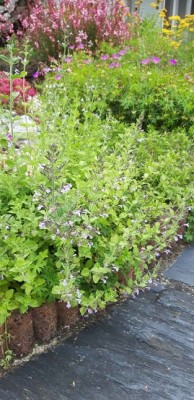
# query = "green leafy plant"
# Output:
<box><xmin>0</xmin><ymin>16</ymin><xmax>194</xmax><ymax>327</ymax></box>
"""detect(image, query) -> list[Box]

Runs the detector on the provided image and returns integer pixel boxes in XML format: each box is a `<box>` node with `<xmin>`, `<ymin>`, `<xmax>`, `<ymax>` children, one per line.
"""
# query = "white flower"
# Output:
<box><xmin>39</xmin><ymin>222</ymin><xmax>46</xmax><ymax>229</ymax></box>
<box><xmin>164</xmin><ymin>249</ymin><xmax>171</xmax><ymax>254</ymax></box>
<box><xmin>81</xmin><ymin>233</ymin><xmax>88</xmax><ymax>239</ymax></box>
<box><xmin>37</xmin><ymin>205</ymin><xmax>44</xmax><ymax>211</ymax></box>
<box><xmin>76</xmin><ymin>289</ymin><xmax>82</xmax><ymax>299</ymax></box>
<box><xmin>34</xmin><ymin>191</ymin><xmax>41</xmax><ymax>197</ymax></box>
<box><xmin>61</xmin><ymin>183</ymin><xmax>72</xmax><ymax>193</ymax></box>
<box><xmin>66</xmin><ymin>301</ymin><xmax>71</xmax><ymax>309</ymax></box>
<box><xmin>73</xmin><ymin>210</ymin><xmax>81</xmax><ymax>216</ymax></box>
<box><xmin>38</xmin><ymin>164</ymin><xmax>44</xmax><ymax>171</ymax></box>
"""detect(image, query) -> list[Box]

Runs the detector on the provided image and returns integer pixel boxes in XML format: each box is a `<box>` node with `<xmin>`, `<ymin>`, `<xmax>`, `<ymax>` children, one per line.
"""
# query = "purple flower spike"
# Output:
<box><xmin>101</xmin><ymin>54</ymin><xmax>109</xmax><ymax>60</ymax></box>
<box><xmin>32</xmin><ymin>71</ymin><xmax>39</xmax><ymax>78</ymax></box>
<box><xmin>152</xmin><ymin>56</ymin><xmax>161</xmax><ymax>64</ymax></box>
<box><xmin>169</xmin><ymin>59</ymin><xmax>177</xmax><ymax>65</ymax></box>
<box><xmin>140</xmin><ymin>58</ymin><xmax>151</xmax><ymax>65</ymax></box>
<box><xmin>55</xmin><ymin>74</ymin><xmax>61</xmax><ymax>80</ymax></box>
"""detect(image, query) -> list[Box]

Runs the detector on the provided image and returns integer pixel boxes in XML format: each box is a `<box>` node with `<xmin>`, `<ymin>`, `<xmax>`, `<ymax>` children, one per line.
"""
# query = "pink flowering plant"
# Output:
<box><xmin>1</xmin><ymin>0</ymin><xmax>130</xmax><ymax>63</ymax></box>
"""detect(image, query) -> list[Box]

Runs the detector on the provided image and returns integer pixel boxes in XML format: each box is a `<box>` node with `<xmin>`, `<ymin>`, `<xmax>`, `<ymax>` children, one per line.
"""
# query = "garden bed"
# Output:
<box><xmin>0</xmin><ymin>0</ymin><xmax>194</xmax><ymax>374</ymax></box>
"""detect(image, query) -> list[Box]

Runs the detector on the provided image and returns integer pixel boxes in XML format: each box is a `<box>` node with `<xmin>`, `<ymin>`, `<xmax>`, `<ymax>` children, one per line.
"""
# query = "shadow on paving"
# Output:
<box><xmin>0</xmin><ymin>284</ymin><xmax>194</xmax><ymax>400</ymax></box>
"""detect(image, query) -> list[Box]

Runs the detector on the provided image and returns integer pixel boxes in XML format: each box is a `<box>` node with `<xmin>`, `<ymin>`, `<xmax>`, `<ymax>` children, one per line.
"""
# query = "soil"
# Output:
<box><xmin>32</xmin><ymin>302</ymin><xmax>57</xmax><ymax>343</ymax></box>
<box><xmin>0</xmin><ymin>325</ymin><xmax>5</xmax><ymax>360</ymax></box>
<box><xmin>6</xmin><ymin>311</ymin><xmax>34</xmax><ymax>357</ymax></box>
<box><xmin>57</xmin><ymin>303</ymin><xmax>78</xmax><ymax>328</ymax></box>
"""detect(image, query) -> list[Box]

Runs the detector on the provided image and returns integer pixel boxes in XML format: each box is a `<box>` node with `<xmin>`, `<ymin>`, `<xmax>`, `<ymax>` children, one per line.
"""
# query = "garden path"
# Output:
<box><xmin>0</xmin><ymin>244</ymin><xmax>194</xmax><ymax>400</ymax></box>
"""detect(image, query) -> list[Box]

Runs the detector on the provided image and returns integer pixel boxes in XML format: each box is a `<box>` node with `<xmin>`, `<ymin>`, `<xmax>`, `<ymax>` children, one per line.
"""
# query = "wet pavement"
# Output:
<box><xmin>0</xmin><ymin>244</ymin><xmax>194</xmax><ymax>400</ymax></box>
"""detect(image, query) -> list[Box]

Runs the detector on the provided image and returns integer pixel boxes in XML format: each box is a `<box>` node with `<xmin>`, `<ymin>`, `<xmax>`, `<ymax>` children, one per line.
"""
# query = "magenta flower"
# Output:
<box><xmin>109</xmin><ymin>62</ymin><xmax>121</xmax><ymax>68</ymax></box>
<box><xmin>185</xmin><ymin>74</ymin><xmax>190</xmax><ymax>80</ymax></box>
<box><xmin>101</xmin><ymin>54</ymin><xmax>109</xmax><ymax>60</ymax></box>
<box><xmin>169</xmin><ymin>59</ymin><xmax>177</xmax><ymax>65</ymax></box>
<box><xmin>152</xmin><ymin>56</ymin><xmax>161</xmax><ymax>64</ymax></box>
<box><xmin>140</xmin><ymin>58</ymin><xmax>151</xmax><ymax>65</ymax></box>
<box><xmin>84</xmin><ymin>59</ymin><xmax>92</xmax><ymax>64</ymax></box>
<box><xmin>112</xmin><ymin>53</ymin><xmax>120</xmax><ymax>59</ymax></box>
<box><xmin>43</xmin><ymin>67</ymin><xmax>51</xmax><ymax>73</ymax></box>
<box><xmin>55</xmin><ymin>74</ymin><xmax>61</xmax><ymax>80</ymax></box>
<box><xmin>7</xmin><ymin>133</ymin><xmax>13</xmax><ymax>142</ymax></box>
<box><xmin>65</xmin><ymin>57</ymin><xmax>72</xmax><ymax>63</ymax></box>
<box><xmin>32</xmin><ymin>71</ymin><xmax>39</xmax><ymax>78</ymax></box>
<box><xmin>118</xmin><ymin>49</ymin><xmax>127</xmax><ymax>56</ymax></box>
<box><xmin>77</xmin><ymin>43</ymin><xmax>85</xmax><ymax>50</ymax></box>
<box><xmin>69</xmin><ymin>45</ymin><xmax>75</xmax><ymax>50</ymax></box>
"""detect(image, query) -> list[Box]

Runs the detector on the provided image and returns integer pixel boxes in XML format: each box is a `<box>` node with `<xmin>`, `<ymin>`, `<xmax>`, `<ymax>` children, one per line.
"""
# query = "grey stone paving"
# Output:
<box><xmin>164</xmin><ymin>243</ymin><xmax>194</xmax><ymax>285</ymax></box>
<box><xmin>0</xmin><ymin>245</ymin><xmax>194</xmax><ymax>400</ymax></box>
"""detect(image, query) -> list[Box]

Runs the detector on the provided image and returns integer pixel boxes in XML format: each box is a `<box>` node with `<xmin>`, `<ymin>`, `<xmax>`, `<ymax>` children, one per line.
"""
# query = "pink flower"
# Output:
<box><xmin>84</xmin><ymin>59</ymin><xmax>92</xmax><ymax>64</ymax></box>
<box><xmin>152</xmin><ymin>56</ymin><xmax>161</xmax><ymax>64</ymax></box>
<box><xmin>109</xmin><ymin>62</ymin><xmax>121</xmax><ymax>68</ymax></box>
<box><xmin>77</xmin><ymin>43</ymin><xmax>85</xmax><ymax>50</ymax></box>
<box><xmin>169</xmin><ymin>59</ymin><xmax>177</xmax><ymax>65</ymax></box>
<box><xmin>118</xmin><ymin>49</ymin><xmax>127</xmax><ymax>56</ymax></box>
<box><xmin>27</xmin><ymin>87</ymin><xmax>36</xmax><ymax>97</ymax></box>
<box><xmin>55</xmin><ymin>74</ymin><xmax>61</xmax><ymax>80</ymax></box>
<box><xmin>101</xmin><ymin>54</ymin><xmax>109</xmax><ymax>60</ymax></box>
<box><xmin>43</xmin><ymin>67</ymin><xmax>51</xmax><ymax>73</ymax></box>
<box><xmin>64</xmin><ymin>57</ymin><xmax>72</xmax><ymax>63</ymax></box>
<box><xmin>112</xmin><ymin>53</ymin><xmax>120</xmax><ymax>59</ymax></box>
<box><xmin>140</xmin><ymin>58</ymin><xmax>151</xmax><ymax>65</ymax></box>
<box><xmin>69</xmin><ymin>45</ymin><xmax>75</xmax><ymax>50</ymax></box>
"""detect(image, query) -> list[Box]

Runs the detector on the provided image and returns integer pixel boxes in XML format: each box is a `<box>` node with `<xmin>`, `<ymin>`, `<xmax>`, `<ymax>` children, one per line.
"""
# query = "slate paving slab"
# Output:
<box><xmin>0</xmin><ymin>287</ymin><xmax>194</xmax><ymax>400</ymax></box>
<box><xmin>164</xmin><ymin>243</ymin><xmax>194</xmax><ymax>285</ymax></box>
<box><xmin>1</xmin><ymin>244</ymin><xmax>194</xmax><ymax>400</ymax></box>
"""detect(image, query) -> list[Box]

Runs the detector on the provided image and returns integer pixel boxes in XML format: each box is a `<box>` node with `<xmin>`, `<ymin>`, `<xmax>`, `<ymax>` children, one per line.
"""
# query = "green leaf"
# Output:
<box><xmin>81</xmin><ymin>268</ymin><xmax>90</xmax><ymax>277</ymax></box>
<box><xmin>0</xmin><ymin>55</ymin><xmax>9</xmax><ymax>63</ymax></box>
<box><xmin>93</xmin><ymin>274</ymin><xmax>100</xmax><ymax>283</ymax></box>
<box><xmin>20</xmin><ymin>71</ymin><xmax>27</xmax><ymax>78</ymax></box>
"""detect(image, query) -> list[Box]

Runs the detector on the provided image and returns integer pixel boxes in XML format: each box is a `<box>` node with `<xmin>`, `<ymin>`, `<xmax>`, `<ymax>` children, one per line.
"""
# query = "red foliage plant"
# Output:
<box><xmin>0</xmin><ymin>71</ymin><xmax>36</xmax><ymax>104</ymax></box>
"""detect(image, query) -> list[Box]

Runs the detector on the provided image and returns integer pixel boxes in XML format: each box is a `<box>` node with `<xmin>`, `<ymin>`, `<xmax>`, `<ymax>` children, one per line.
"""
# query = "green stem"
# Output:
<box><xmin>9</xmin><ymin>62</ymin><xmax>14</xmax><ymax>144</ymax></box>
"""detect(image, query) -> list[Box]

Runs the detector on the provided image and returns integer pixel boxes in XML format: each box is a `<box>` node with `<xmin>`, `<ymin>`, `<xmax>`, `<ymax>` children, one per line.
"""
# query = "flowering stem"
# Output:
<box><xmin>22</xmin><ymin>42</ymin><xmax>33</xmax><ymax>159</ymax></box>
<box><xmin>9</xmin><ymin>60</ymin><xmax>14</xmax><ymax>145</ymax></box>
